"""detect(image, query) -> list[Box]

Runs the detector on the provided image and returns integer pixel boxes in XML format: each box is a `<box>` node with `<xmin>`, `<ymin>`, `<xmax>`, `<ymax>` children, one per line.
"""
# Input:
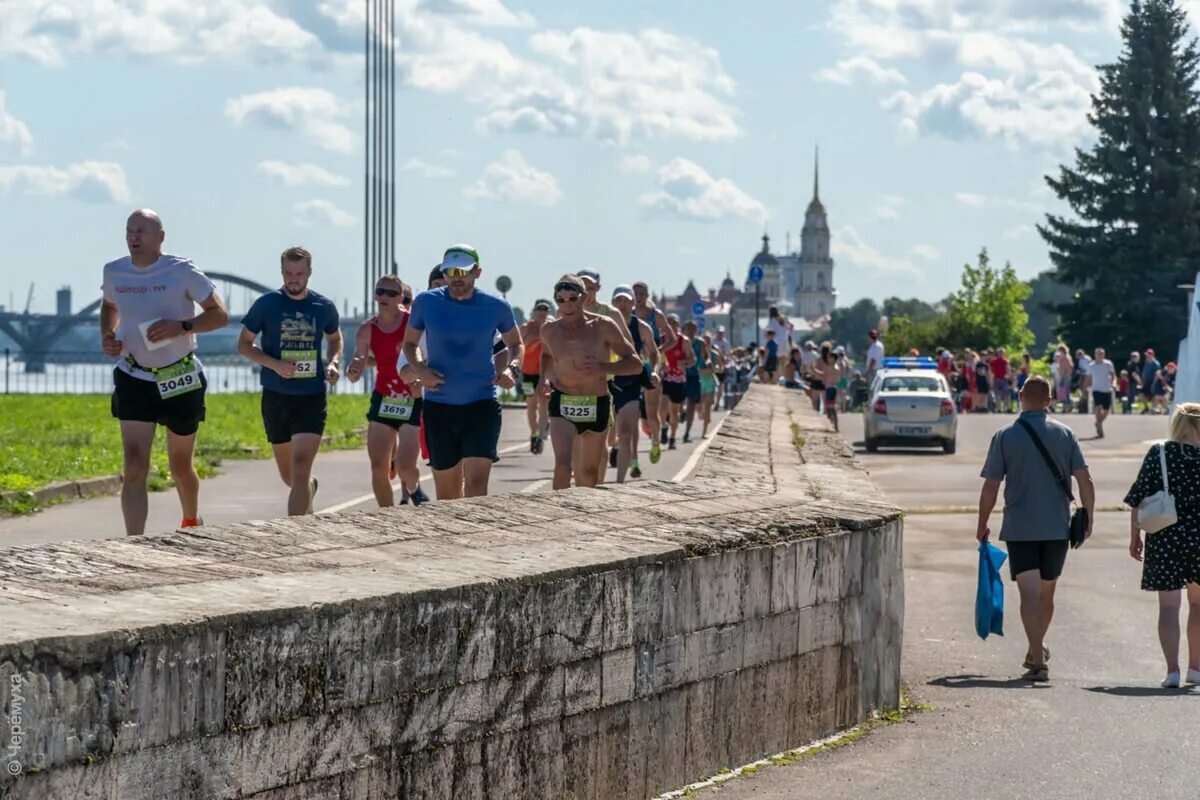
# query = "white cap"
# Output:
<box><xmin>611</xmin><ymin>284</ymin><xmax>634</xmax><ymax>301</ymax></box>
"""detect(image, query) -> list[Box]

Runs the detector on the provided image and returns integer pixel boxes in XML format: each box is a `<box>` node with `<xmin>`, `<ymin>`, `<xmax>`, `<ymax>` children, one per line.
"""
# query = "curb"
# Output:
<box><xmin>1</xmin><ymin>475</ymin><xmax>124</xmax><ymax>515</ymax></box>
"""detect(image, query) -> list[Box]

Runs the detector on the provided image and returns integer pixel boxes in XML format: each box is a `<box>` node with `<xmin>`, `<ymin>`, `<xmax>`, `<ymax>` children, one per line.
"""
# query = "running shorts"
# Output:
<box><xmin>262</xmin><ymin>389</ymin><xmax>327</xmax><ymax>444</ymax></box>
<box><xmin>366</xmin><ymin>391</ymin><xmax>423</xmax><ymax>429</ymax></box>
<box><xmin>522</xmin><ymin>373</ymin><xmax>540</xmax><ymax>396</ymax></box>
<box><xmin>663</xmin><ymin>379</ymin><xmax>686</xmax><ymax>405</ymax></box>
<box><xmin>1091</xmin><ymin>391</ymin><xmax>1112</xmax><ymax>411</ymax></box>
<box><xmin>549</xmin><ymin>389</ymin><xmax>612</xmax><ymax>434</ymax></box>
<box><xmin>111</xmin><ymin>366</ymin><xmax>207</xmax><ymax>437</ymax></box>
<box><xmin>685</xmin><ymin>374</ymin><xmax>702</xmax><ymax>403</ymax></box>
<box><xmin>824</xmin><ymin>386</ymin><xmax>838</xmax><ymax>405</ymax></box>
<box><xmin>764</xmin><ymin>356</ymin><xmax>779</xmax><ymax>374</ymax></box>
<box><xmin>422</xmin><ymin>398</ymin><xmax>501</xmax><ymax>471</ymax></box>
<box><xmin>1006</xmin><ymin>539</ymin><xmax>1068</xmax><ymax>582</ymax></box>
<box><xmin>610</xmin><ymin>379</ymin><xmax>643</xmax><ymax>413</ymax></box>
<box><xmin>700</xmin><ymin>374</ymin><xmax>717</xmax><ymax>395</ymax></box>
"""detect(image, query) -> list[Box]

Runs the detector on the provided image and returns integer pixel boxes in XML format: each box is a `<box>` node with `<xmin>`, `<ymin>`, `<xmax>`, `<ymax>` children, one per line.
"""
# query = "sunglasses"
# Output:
<box><xmin>443</xmin><ymin>267</ymin><xmax>472</xmax><ymax>279</ymax></box>
<box><xmin>375</xmin><ymin>288</ymin><xmax>400</xmax><ymax>298</ymax></box>
<box><xmin>554</xmin><ymin>294</ymin><xmax>581</xmax><ymax>305</ymax></box>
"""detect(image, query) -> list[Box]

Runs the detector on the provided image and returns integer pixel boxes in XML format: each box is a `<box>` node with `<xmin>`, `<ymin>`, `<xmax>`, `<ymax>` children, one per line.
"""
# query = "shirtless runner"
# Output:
<box><xmin>540</xmin><ymin>275</ymin><xmax>643</xmax><ymax>489</ymax></box>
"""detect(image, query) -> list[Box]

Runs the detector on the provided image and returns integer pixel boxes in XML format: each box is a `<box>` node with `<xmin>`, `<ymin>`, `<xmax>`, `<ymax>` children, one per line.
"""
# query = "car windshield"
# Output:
<box><xmin>881</xmin><ymin>376</ymin><xmax>942</xmax><ymax>393</ymax></box>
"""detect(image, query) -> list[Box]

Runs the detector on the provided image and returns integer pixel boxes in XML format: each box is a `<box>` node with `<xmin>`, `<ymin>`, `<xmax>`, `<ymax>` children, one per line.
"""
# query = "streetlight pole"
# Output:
<box><xmin>755</xmin><ymin>282</ymin><xmax>760</xmax><ymax>345</ymax></box>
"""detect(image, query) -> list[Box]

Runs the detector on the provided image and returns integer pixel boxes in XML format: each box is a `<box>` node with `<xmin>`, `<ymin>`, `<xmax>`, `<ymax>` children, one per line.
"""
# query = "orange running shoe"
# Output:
<box><xmin>180</xmin><ymin>517</ymin><xmax>204</xmax><ymax>528</ymax></box>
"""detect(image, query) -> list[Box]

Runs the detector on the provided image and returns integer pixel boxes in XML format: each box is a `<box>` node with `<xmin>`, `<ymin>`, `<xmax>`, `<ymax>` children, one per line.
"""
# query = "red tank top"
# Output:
<box><xmin>370</xmin><ymin>313</ymin><xmax>414</xmax><ymax>397</ymax></box>
<box><xmin>664</xmin><ymin>337</ymin><xmax>687</xmax><ymax>381</ymax></box>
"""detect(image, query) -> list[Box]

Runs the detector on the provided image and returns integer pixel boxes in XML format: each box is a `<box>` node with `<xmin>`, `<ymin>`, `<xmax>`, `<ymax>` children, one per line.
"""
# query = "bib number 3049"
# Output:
<box><xmin>155</xmin><ymin>358</ymin><xmax>202</xmax><ymax>400</ymax></box>
<box><xmin>560</xmin><ymin>394</ymin><xmax>598</xmax><ymax>423</ymax></box>
<box><xmin>283</xmin><ymin>349</ymin><xmax>318</xmax><ymax>378</ymax></box>
<box><xmin>379</xmin><ymin>395</ymin><xmax>415</xmax><ymax>421</ymax></box>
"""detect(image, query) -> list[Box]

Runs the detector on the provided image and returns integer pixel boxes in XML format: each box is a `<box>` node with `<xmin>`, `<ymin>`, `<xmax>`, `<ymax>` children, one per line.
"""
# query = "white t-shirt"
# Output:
<box><xmin>765</xmin><ymin>318</ymin><xmax>792</xmax><ymax>347</ymax></box>
<box><xmin>713</xmin><ymin>336</ymin><xmax>732</xmax><ymax>360</ymax></box>
<box><xmin>865</xmin><ymin>340</ymin><xmax>885</xmax><ymax>372</ymax></box>
<box><xmin>1088</xmin><ymin>359</ymin><xmax>1117</xmax><ymax>393</ymax></box>
<box><xmin>102</xmin><ymin>255</ymin><xmax>215</xmax><ymax>379</ymax></box>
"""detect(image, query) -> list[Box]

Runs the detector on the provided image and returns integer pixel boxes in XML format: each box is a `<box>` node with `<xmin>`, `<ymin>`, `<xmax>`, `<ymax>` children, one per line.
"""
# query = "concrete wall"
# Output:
<box><xmin>0</xmin><ymin>386</ymin><xmax>902</xmax><ymax>799</ymax></box>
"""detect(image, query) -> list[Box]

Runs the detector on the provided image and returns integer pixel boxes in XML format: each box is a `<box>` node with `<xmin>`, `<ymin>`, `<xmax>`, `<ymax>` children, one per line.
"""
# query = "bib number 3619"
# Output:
<box><xmin>283</xmin><ymin>349</ymin><xmax>318</xmax><ymax>378</ymax></box>
<box><xmin>379</xmin><ymin>395</ymin><xmax>414</xmax><ymax>421</ymax></box>
<box><xmin>560</xmin><ymin>394</ymin><xmax>598</xmax><ymax>423</ymax></box>
<box><xmin>155</xmin><ymin>359</ymin><xmax>202</xmax><ymax>400</ymax></box>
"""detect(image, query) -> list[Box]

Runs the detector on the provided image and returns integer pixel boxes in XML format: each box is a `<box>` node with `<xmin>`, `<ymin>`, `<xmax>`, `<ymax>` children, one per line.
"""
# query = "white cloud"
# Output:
<box><xmin>225</xmin><ymin>88</ymin><xmax>355</xmax><ymax>153</ymax></box>
<box><xmin>1004</xmin><ymin>225</ymin><xmax>1032</xmax><ymax>239</ymax></box>
<box><xmin>402</xmin><ymin>157</ymin><xmax>455</xmax><ymax>178</ymax></box>
<box><xmin>418</xmin><ymin>0</ymin><xmax>535</xmax><ymax>27</ymax></box>
<box><xmin>836</xmin><ymin>225</ymin><xmax>927</xmax><ymax>282</ymax></box>
<box><xmin>0</xmin><ymin>92</ymin><xmax>32</xmax><ymax>157</ymax></box>
<box><xmin>815</xmin><ymin>57</ymin><xmax>907</xmax><ymax>86</ymax></box>
<box><xmin>874</xmin><ymin>194</ymin><xmax>904</xmax><ymax>220</ymax></box>
<box><xmin>910</xmin><ymin>243</ymin><xmax>940</xmax><ymax>260</ymax></box>
<box><xmin>465</xmin><ymin>150</ymin><xmax>561</xmax><ymax>206</ymax></box>
<box><xmin>256</xmin><ymin>160</ymin><xmax>349</xmax><ymax>187</ymax></box>
<box><xmin>0</xmin><ymin>161</ymin><xmax>130</xmax><ymax>203</ymax></box>
<box><xmin>639</xmin><ymin>158</ymin><xmax>766</xmax><ymax>223</ymax></box>
<box><xmin>955</xmin><ymin>192</ymin><xmax>987</xmax><ymax>207</ymax></box>
<box><xmin>294</xmin><ymin>198</ymin><xmax>356</xmax><ymax>227</ymax></box>
<box><xmin>619</xmin><ymin>154</ymin><xmax>651</xmax><ymax>174</ymax></box>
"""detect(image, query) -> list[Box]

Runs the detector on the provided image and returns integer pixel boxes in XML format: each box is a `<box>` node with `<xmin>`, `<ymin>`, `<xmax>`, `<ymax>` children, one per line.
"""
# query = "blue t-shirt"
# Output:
<box><xmin>766</xmin><ymin>340</ymin><xmax>779</xmax><ymax>359</ymax></box>
<box><xmin>408</xmin><ymin>287</ymin><xmax>516</xmax><ymax>405</ymax></box>
<box><xmin>241</xmin><ymin>289</ymin><xmax>340</xmax><ymax>395</ymax></box>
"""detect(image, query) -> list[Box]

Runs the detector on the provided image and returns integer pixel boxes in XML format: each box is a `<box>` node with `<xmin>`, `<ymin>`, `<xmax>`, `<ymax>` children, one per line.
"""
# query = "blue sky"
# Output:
<box><xmin>0</xmin><ymin>0</ymin><xmax>1164</xmax><ymax>318</ymax></box>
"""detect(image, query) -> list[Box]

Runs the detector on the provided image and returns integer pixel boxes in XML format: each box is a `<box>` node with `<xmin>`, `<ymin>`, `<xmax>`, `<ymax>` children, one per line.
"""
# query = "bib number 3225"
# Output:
<box><xmin>283</xmin><ymin>349</ymin><xmax>318</xmax><ymax>378</ymax></box>
<box><xmin>155</xmin><ymin>358</ymin><xmax>202</xmax><ymax>400</ymax></box>
<box><xmin>560</xmin><ymin>394</ymin><xmax>598</xmax><ymax>423</ymax></box>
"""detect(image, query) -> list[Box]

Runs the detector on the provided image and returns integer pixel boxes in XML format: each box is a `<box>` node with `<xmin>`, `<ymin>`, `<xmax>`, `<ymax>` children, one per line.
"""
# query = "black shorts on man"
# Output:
<box><xmin>549</xmin><ymin>389</ymin><xmax>611</xmax><ymax>434</ymax></box>
<box><xmin>262</xmin><ymin>390</ymin><xmax>328</xmax><ymax>444</ymax></box>
<box><xmin>366</xmin><ymin>391</ymin><xmax>423</xmax><ymax>429</ymax></box>
<box><xmin>1091</xmin><ymin>391</ymin><xmax>1112</xmax><ymax>411</ymax></box>
<box><xmin>111</xmin><ymin>366</ymin><xmax>207</xmax><ymax>437</ymax></box>
<box><xmin>764</xmin><ymin>356</ymin><xmax>779</xmax><ymax>374</ymax></box>
<box><xmin>1006</xmin><ymin>539</ymin><xmax>1069</xmax><ymax>581</ymax></box>
<box><xmin>521</xmin><ymin>373</ymin><xmax>540</xmax><ymax>396</ymax></box>
<box><xmin>422</xmin><ymin>398</ymin><xmax>501</xmax><ymax>471</ymax></box>
<box><xmin>662</xmin><ymin>379</ymin><xmax>686</xmax><ymax>405</ymax></box>
<box><xmin>824</xmin><ymin>386</ymin><xmax>838</xmax><ymax>405</ymax></box>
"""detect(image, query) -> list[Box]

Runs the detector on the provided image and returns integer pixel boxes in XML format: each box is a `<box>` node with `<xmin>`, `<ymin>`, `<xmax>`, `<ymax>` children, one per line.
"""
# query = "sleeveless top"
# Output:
<box><xmin>522</xmin><ymin>323</ymin><xmax>543</xmax><ymax>374</ymax></box>
<box><xmin>637</xmin><ymin>306</ymin><xmax>663</xmax><ymax>345</ymax></box>
<box><xmin>664</xmin><ymin>336</ymin><xmax>688</xmax><ymax>382</ymax></box>
<box><xmin>370</xmin><ymin>313</ymin><xmax>414</xmax><ymax>397</ymax></box>
<box><xmin>613</xmin><ymin>316</ymin><xmax>647</xmax><ymax>390</ymax></box>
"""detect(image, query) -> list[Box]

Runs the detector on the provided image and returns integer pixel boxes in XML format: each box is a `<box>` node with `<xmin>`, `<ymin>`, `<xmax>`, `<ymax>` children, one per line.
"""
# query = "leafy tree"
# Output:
<box><xmin>940</xmin><ymin>249</ymin><xmax>1035</xmax><ymax>353</ymax></box>
<box><xmin>882</xmin><ymin>297</ymin><xmax>940</xmax><ymax>325</ymax></box>
<box><xmin>828</xmin><ymin>298</ymin><xmax>880</xmax><ymax>356</ymax></box>
<box><xmin>1040</xmin><ymin>0</ymin><xmax>1200</xmax><ymax>360</ymax></box>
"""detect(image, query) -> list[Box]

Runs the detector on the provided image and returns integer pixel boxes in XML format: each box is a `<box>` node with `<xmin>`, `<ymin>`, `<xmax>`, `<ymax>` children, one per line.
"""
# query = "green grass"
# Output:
<box><xmin>0</xmin><ymin>393</ymin><xmax>371</xmax><ymax>513</ymax></box>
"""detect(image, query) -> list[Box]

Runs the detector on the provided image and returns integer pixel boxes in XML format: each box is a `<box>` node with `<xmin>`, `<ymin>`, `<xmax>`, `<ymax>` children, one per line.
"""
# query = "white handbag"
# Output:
<box><xmin>1138</xmin><ymin>444</ymin><xmax>1177</xmax><ymax>534</ymax></box>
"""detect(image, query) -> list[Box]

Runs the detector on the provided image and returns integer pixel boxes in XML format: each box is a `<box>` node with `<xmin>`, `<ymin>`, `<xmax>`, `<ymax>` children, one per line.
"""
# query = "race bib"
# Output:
<box><xmin>154</xmin><ymin>357</ymin><xmax>202</xmax><ymax>400</ymax></box>
<box><xmin>379</xmin><ymin>395</ymin><xmax>415</xmax><ymax>421</ymax></box>
<box><xmin>282</xmin><ymin>348</ymin><xmax>318</xmax><ymax>378</ymax></box>
<box><xmin>560</xmin><ymin>394</ymin><xmax>598</xmax><ymax>423</ymax></box>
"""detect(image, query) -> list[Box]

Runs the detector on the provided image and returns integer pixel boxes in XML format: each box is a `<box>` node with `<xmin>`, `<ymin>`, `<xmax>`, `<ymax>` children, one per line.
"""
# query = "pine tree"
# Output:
<box><xmin>1039</xmin><ymin>0</ymin><xmax>1200</xmax><ymax>359</ymax></box>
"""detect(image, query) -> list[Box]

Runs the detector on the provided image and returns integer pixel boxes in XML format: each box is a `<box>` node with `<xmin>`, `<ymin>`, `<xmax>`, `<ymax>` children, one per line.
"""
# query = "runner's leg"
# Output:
<box><xmin>461</xmin><ymin>457</ymin><xmax>493</xmax><ymax>498</ymax></box>
<box><xmin>271</xmin><ymin>441</ymin><xmax>294</xmax><ymax>488</ymax></box>
<box><xmin>574</xmin><ymin>431</ymin><xmax>608</xmax><ymax>488</ymax></box>
<box><xmin>550</xmin><ymin>416</ymin><xmax>576</xmax><ymax>489</ymax></box>
<box><xmin>367</xmin><ymin>422</ymin><xmax>397</xmax><ymax>507</ymax></box>
<box><xmin>119</xmin><ymin>421</ymin><xmax>156</xmax><ymax>536</ymax></box>
<box><xmin>165</xmin><ymin>429</ymin><xmax>200</xmax><ymax>522</ymax></box>
<box><xmin>395</xmin><ymin>424</ymin><xmax>421</xmax><ymax>496</ymax></box>
<box><xmin>616</xmin><ymin>400</ymin><xmax>639</xmax><ymax>482</ymax></box>
<box><xmin>287</xmin><ymin>433</ymin><xmax>322</xmax><ymax>516</ymax></box>
<box><xmin>432</xmin><ymin>464</ymin><xmax>464</xmax><ymax>500</ymax></box>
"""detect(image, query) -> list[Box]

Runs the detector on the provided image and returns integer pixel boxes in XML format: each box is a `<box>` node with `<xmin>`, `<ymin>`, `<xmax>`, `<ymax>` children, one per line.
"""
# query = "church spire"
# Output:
<box><xmin>813</xmin><ymin>146</ymin><xmax>820</xmax><ymax>204</ymax></box>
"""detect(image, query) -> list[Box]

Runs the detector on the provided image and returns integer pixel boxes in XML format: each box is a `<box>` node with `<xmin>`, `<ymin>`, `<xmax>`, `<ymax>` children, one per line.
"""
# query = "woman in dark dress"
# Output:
<box><xmin>1125</xmin><ymin>403</ymin><xmax>1200</xmax><ymax>688</ymax></box>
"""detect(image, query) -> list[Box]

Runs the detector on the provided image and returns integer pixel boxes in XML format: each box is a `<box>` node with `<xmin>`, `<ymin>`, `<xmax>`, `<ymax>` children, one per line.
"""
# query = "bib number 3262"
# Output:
<box><xmin>560</xmin><ymin>394</ymin><xmax>598</xmax><ymax>423</ymax></box>
<box><xmin>283</xmin><ymin>349</ymin><xmax>318</xmax><ymax>378</ymax></box>
<box><xmin>155</xmin><ymin>358</ymin><xmax>202</xmax><ymax>400</ymax></box>
<box><xmin>379</xmin><ymin>395</ymin><xmax>414</xmax><ymax>421</ymax></box>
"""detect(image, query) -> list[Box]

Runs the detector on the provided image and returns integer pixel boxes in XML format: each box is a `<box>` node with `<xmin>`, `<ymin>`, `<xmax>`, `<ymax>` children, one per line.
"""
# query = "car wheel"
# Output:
<box><xmin>942</xmin><ymin>438</ymin><xmax>956</xmax><ymax>455</ymax></box>
<box><xmin>866</xmin><ymin>438</ymin><xmax>879</xmax><ymax>453</ymax></box>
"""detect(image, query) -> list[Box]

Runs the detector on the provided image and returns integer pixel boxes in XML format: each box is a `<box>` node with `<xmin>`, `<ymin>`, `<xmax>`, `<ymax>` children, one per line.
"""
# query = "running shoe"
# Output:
<box><xmin>682</xmin><ymin>434</ymin><xmax>692</xmax><ymax>444</ymax></box>
<box><xmin>649</xmin><ymin>440</ymin><xmax>661</xmax><ymax>464</ymax></box>
<box><xmin>180</xmin><ymin>517</ymin><xmax>204</xmax><ymax>528</ymax></box>
<box><xmin>630</xmin><ymin>461</ymin><xmax>642</xmax><ymax>479</ymax></box>
<box><xmin>660</xmin><ymin>427</ymin><xmax>669</xmax><ymax>445</ymax></box>
<box><xmin>668</xmin><ymin>437</ymin><xmax>676</xmax><ymax>450</ymax></box>
<box><xmin>306</xmin><ymin>477</ymin><xmax>319</xmax><ymax>514</ymax></box>
<box><xmin>609</xmin><ymin>447</ymin><xmax>619</xmax><ymax>468</ymax></box>
<box><xmin>410</xmin><ymin>486</ymin><xmax>431</xmax><ymax>506</ymax></box>
<box><xmin>530</xmin><ymin>435</ymin><xmax>539</xmax><ymax>454</ymax></box>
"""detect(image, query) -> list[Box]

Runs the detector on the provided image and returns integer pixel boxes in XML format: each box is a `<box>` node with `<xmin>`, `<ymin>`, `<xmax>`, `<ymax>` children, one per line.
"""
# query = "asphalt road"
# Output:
<box><xmin>0</xmin><ymin>407</ymin><xmax>725</xmax><ymax>548</ymax></box>
<box><xmin>689</xmin><ymin>409</ymin><xmax>1200</xmax><ymax>800</ymax></box>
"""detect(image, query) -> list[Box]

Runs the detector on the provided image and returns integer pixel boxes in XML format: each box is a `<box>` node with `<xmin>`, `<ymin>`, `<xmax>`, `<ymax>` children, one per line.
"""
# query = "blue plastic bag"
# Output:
<box><xmin>975</xmin><ymin>540</ymin><xmax>1007</xmax><ymax>640</ymax></box>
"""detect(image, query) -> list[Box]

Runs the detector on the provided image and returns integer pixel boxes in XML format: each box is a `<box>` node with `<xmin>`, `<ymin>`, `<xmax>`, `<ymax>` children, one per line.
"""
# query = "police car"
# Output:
<box><xmin>863</xmin><ymin>357</ymin><xmax>957</xmax><ymax>454</ymax></box>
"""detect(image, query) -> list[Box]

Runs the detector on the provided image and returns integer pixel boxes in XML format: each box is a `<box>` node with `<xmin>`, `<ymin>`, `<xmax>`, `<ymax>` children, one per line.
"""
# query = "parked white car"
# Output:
<box><xmin>864</xmin><ymin>358</ymin><xmax>957</xmax><ymax>454</ymax></box>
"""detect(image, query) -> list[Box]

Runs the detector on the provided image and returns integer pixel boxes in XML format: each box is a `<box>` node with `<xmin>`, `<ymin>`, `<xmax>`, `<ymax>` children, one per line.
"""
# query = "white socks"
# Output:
<box><xmin>1163</xmin><ymin>671</ymin><xmax>1181</xmax><ymax>689</ymax></box>
<box><xmin>1188</xmin><ymin>668</ymin><xmax>1200</xmax><ymax>684</ymax></box>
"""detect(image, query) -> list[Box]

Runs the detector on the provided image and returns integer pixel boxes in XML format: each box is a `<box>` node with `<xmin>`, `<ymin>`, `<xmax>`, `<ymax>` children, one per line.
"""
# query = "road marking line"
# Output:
<box><xmin>520</xmin><ymin>479</ymin><xmax>551</xmax><ymax>494</ymax></box>
<box><xmin>316</xmin><ymin>442</ymin><xmax>528</xmax><ymax>515</ymax></box>
<box><xmin>670</xmin><ymin>415</ymin><xmax>727</xmax><ymax>483</ymax></box>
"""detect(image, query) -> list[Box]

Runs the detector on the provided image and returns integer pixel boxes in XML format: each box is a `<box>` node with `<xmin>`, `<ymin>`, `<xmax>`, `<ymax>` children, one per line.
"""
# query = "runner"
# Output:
<box><xmin>539</xmin><ymin>275</ymin><xmax>643</xmax><ymax>489</ymax></box>
<box><xmin>576</xmin><ymin>269</ymin><xmax>630</xmax><ymax>480</ymax></box>
<box><xmin>682</xmin><ymin>321</ymin><xmax>715</xmax><ymax>442</ymax></box>
<box><xmin>101</xmin><ymin>209</ymin><xmax>229</xmax><ymax>535</ymax></box>
<box><xmin>1087</xmin><ymin>347</ymin><xmax>1117</xmax><ymax>438</ymax></box>
<box><xmin>712</xmin><ymin>326</ymin><xmax>733</xmax><ymax>409</ymax></box>
<box><xmin>346</xmin><ymin>273</ymin><xmax>429</xmax><ymax>507</ymax></box>
<box><xmin>813</xmin><ymin>341</ymin><xmax>845</xmax><ymax>432</ymax></box>
<box><xmin>401</xmin><ymin>244</ymin><xmax>522</xmax><ymax>500</ymax></box>
<box><xmin>521</xmin><ymin>299</ymin><xmax>552</xmax><ymax>454</ymax></box>
<box><xmin>699</xmin><ymin>332</ymin><xmax>720</xmax><ymax>436</ymax></box>
<box><xmin>658</xmin><ymin>314</ymin><xmax>696</xmax><ymax>450</ymax></box>
<box><xmin>609</xmin><ymin>284</ymin><xmax>661</xmax><ymax>482</ymax></box>
<box><xmin>238</xmin><ymin>247</ymin><xmax>342</xmax><ymax>516</ymax></box>
<box><xmin>633</xmin><ymin>281</ymin><xmax>673</xmax><ymax>463</ymax></box>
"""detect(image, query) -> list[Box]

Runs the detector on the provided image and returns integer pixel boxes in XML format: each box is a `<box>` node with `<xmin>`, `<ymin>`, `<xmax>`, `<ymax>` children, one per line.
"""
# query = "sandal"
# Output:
<box><xmin>1022</xmin><ymin>646</ymin><xmax>1050</xmax><ymax>671</ymax></box>
<box><xmin>1022</xmin><ymin>664</ymin><xmax>1049</xmax><ymax>682</ymax></box>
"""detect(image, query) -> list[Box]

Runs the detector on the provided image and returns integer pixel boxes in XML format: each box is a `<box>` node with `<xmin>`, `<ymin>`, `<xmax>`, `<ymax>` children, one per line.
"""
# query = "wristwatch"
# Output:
<box><xmin>181</xmin><ymin>320</ymin><xmax>194</xmax><ymax>332</ymax></box>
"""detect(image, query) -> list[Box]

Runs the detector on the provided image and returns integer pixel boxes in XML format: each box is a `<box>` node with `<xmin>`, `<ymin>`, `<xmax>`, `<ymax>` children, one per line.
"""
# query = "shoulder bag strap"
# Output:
<box><xmin>1159</xmin><ymin>442</ymin><xmax>1170</xmax><ymax>494</ymax></box>
<box><xmin>1016</xmin><ymin>418</ymin><xmax>1075</xmax><ymax>502</ymax></box>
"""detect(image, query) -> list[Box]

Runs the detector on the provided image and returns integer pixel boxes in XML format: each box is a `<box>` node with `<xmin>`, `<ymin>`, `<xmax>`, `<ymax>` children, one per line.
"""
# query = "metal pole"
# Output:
<box><xmin>4</xmin><ymin>347</ymin><xmax>8</xmax><ymax>394</ymax></box>
<box><xmin>362</xmin><ymin>0</ymin><xmax>370</xmax><ymax>314</ymax></box>
<box><xmin>755</xmin><ymin>283</ymin><xmax>760</xmax><ymax>345</ymax></box>
<box><xmin>386</xmin><ymin>0</ymin><xmax>395</xmax><ymax>279</ymax></box>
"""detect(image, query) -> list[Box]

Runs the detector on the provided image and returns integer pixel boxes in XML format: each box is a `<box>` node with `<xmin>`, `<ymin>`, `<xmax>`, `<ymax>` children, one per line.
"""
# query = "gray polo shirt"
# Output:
<box><xmin>980</xmin><ymin>411</ymin><xmax>1087</xmax><ymax>542</ymax></box>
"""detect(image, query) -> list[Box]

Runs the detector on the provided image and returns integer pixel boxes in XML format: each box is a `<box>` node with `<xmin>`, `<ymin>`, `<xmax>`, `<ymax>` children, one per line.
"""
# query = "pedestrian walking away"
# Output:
<box><xmin>1126</xmin><ymin>404</ymin><xmax>1200</xmax><ymax>688</ymax></box>
<box><xmin>977</xmin><ymin>376</ymin><xmax>1095</xmax><ymax>682</ymax></box>
<box><xmin>1088</xmin><ymin>347</ymin><xmax>1117</xmax><ymax>438</ymax></box>
<box><xmin>238</xmin><ymin>247</ymin><xmax>342</xmax><ymax>516</ymax></box>
<box><xmin>540</xmin><ymin>275</ymin><xmax>643</xmax><ymax>489</ymax></box>
<box><xmin>346</xmin><ymin>273</ymin><xmax>429</xmax><ymax>508</ymax></box>
<box><xmin>101</xmin><ymin>208</ymin><xmax>229</xmax><ymax>535</ymax></box>
<box><xmin>401</xmin><ymin>244</ymin><xmax>522</xmax><ymax>500</ymax></box>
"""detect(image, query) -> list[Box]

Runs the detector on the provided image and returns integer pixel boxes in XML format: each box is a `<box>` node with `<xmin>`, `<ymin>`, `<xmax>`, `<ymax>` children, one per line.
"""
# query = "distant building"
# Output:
<box><xmin>658</xmin><ymin>149</ymin><xmax>836</xmax><ymax>346</ymax></box>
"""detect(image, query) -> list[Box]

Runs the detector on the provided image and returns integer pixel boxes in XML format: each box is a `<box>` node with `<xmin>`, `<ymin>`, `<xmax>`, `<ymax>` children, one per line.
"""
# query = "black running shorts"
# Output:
<box><xmin>262</xmin><ymin>390</ymin><xmax>328</xmax><ymax>445</ymax></box>
<box><xmin>662</xmin><ymin>379</ymin><xmax>686</xmax><ymax>405</ymax></box>
<box><xmin>422</xmin><ymin>398</ymin><xmax>502</xmax><ymax>471</ymax></box>
<box><xmin>1006</xmin><ymin>539</ymin><xmax>1069</xmax><ymax>581</ymax></box>
<box><xmin>549</xmin><ymin>389</ymin><xmax>612</xmax><ymax>434</ymax></box>
<box><xmin>366</xmin><ymin>391</ymin><xmax>423</xmax><ymax>429</ymax></box>
<box><xmin>111</xmin><ymin>367</ymin><xmax>207</xmax><ymax>437</ymax></box>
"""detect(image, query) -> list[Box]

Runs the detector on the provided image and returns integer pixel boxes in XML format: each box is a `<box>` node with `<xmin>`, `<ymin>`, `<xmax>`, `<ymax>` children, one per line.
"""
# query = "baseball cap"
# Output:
<box><xmin>440</xmin><ymin>244</ymin><xmax>479</xmax><ymax>271</ymax></box>
<box><xmin>835</xmin><ymin>345</ymin><xmax>846</xmax><ymax>354</ymax></box>
<box><xmin>611</xmin><ymin>284</ymin><xmax>634</xmax><ymax>301</ymax></box>
<box><xmin>868</xmin><ymin>329</ymin><xmax>879</xmax><ymax>338</ymax></box>
<box><xmin>533</xmin><ymin>299</ymin><xmax>552</xmax><ymax>311</ymax></box>
<box><xmin>717</xmin><ymin>325</ymin><xmax>726</xmax><ymax>332</ymax></box>
<box><xmin>577</xmin><ymin>269</ymin><xmax>600</xmax><ymax>286</ymax></box>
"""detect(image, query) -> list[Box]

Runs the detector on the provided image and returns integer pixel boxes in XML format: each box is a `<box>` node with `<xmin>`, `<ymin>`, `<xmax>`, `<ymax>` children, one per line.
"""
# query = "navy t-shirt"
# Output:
<box><xmin>241</xmin><ymin>289</ymin><xmax>340</xmax><ymax>395</ymax></box>
<box><xmin>408</xmin><ymin>287</ymin><xmax>516</xmax><ymax>405</ymax></box>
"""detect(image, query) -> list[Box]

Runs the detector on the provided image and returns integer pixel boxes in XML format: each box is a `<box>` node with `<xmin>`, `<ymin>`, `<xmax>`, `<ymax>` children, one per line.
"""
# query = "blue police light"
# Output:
<box><xmin>880</xmin><ymin>357</ymin><xmax>938</xmax><ymax>370</ymax></box>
